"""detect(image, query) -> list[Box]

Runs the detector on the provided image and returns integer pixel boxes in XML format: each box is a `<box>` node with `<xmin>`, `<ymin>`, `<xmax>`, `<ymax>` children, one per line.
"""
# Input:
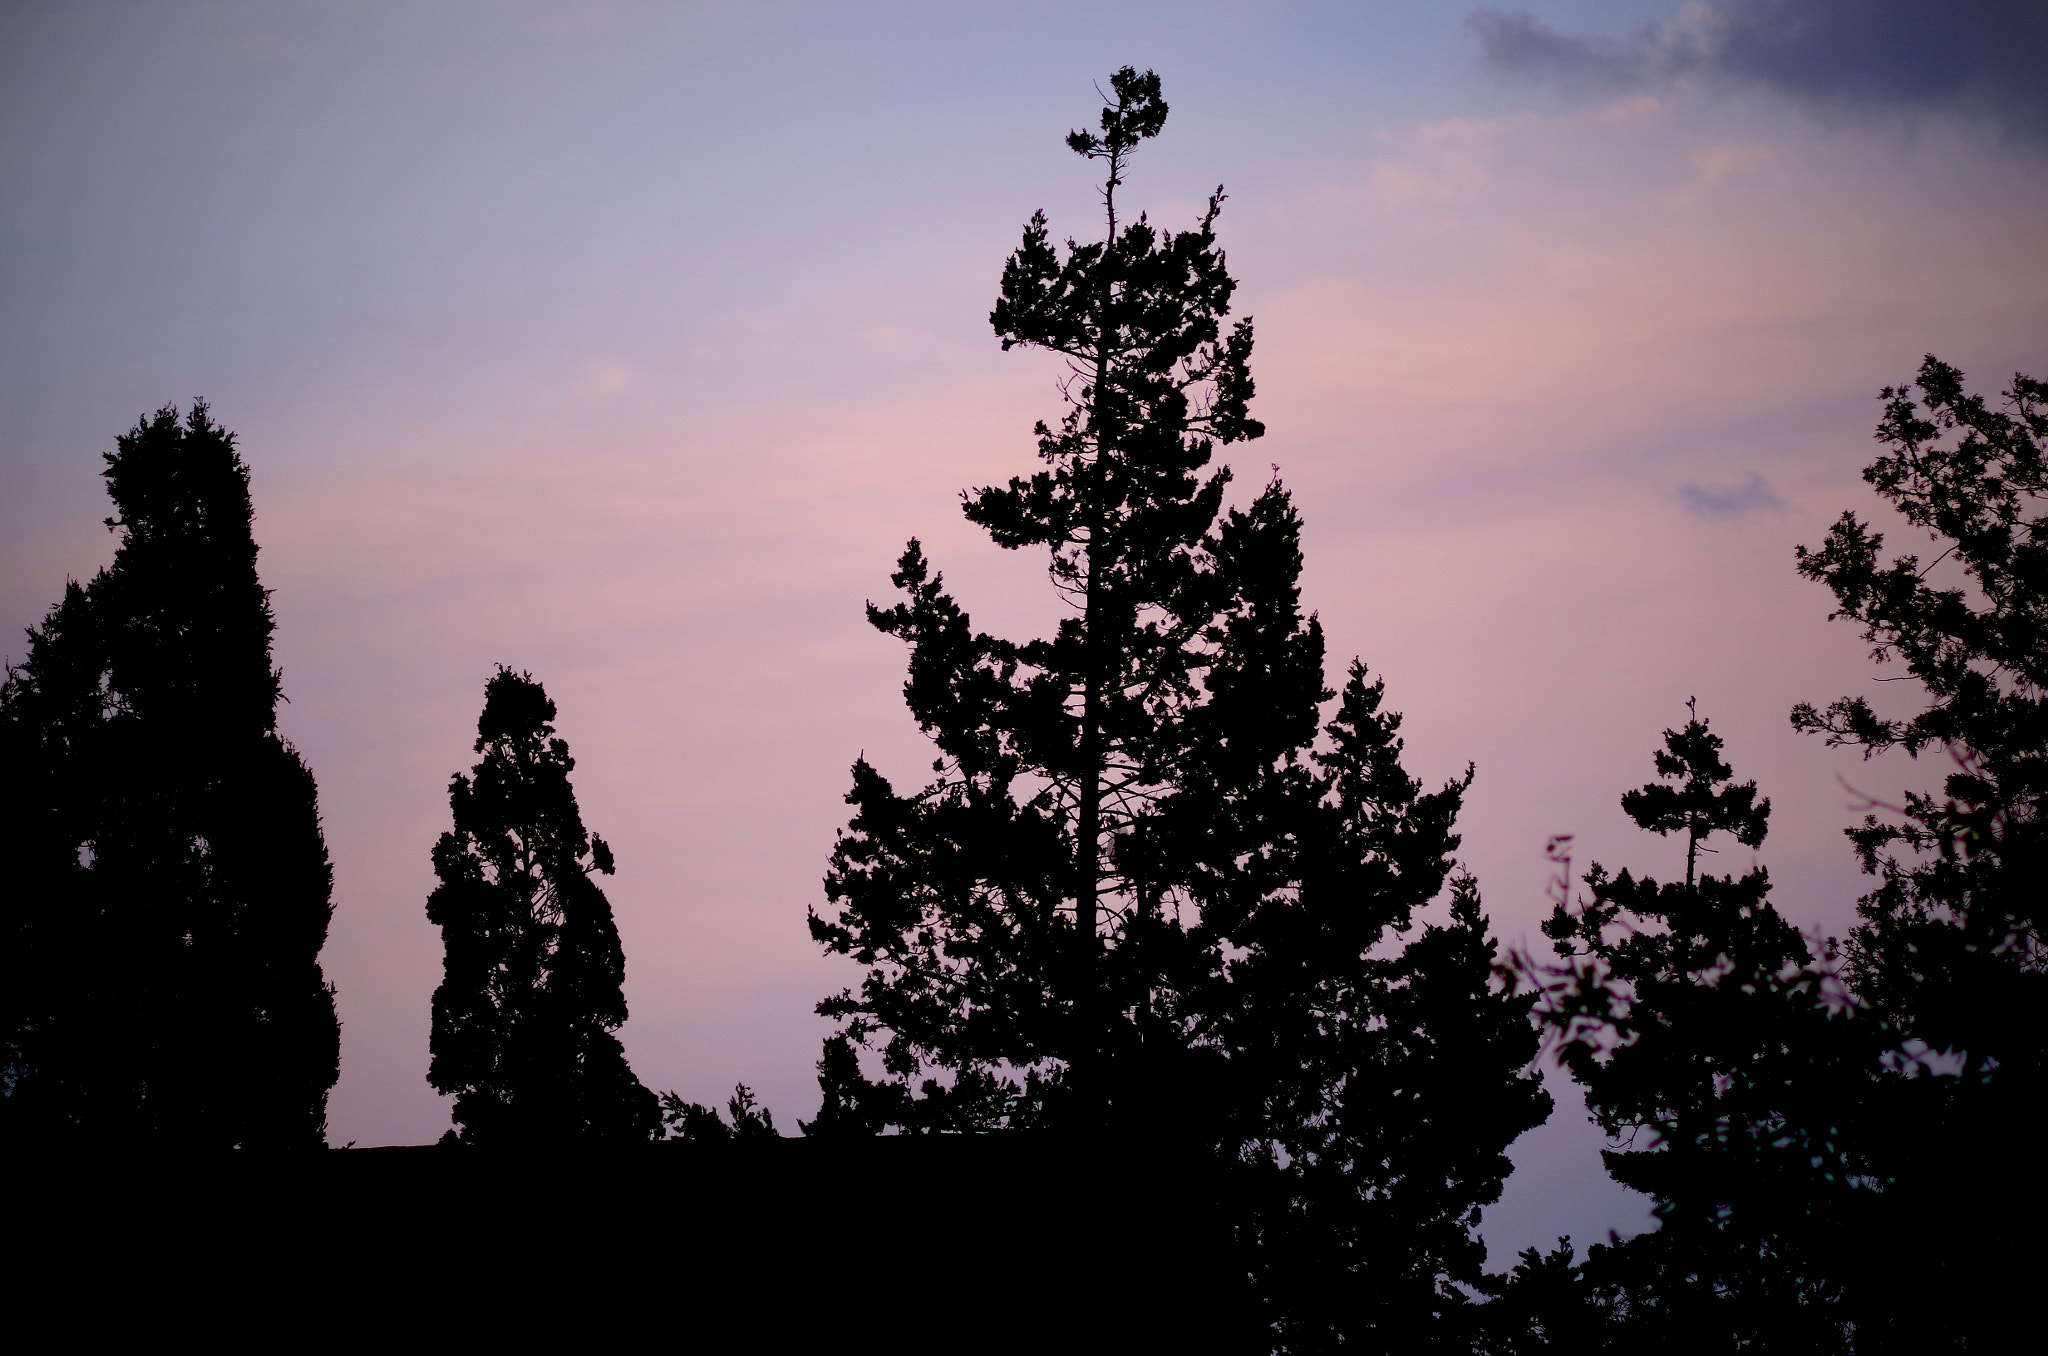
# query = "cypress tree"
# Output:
<box><xmin>426</xmin><ymin>667</ymin><xmax>658</xmax><ymax>1146</ymax></box>
<box><xmin>807</xmin><ymin>70</ymin><xmax>1548</xmax><ymax>1345</ymax></box>
<box><xmin>0</xmin><ymin>403</ymin><xmax>339</xmax><ymax>1148</ymax></box>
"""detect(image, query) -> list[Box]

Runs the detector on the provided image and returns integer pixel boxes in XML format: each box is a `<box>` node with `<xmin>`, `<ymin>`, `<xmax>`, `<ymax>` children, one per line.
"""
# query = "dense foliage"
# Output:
<box><xmin>0</xmin><ymin>403</ymin><xmax>339</xmax><ymax>1147</ymax></box>
<box><xmin>806</xmin><ymin>69</ymin><xmax>1548</xmax><ymax>1347</ymax></box>
<box><xmin>1794</xmin><ymin>356</ymin><xmax>2045</xmax><ymax>1100</ymax></box>
<box><xmin>1516</xmin><ymin>360</ymin><xmax>2045</xmax><ymax>1351</ymax></box>
<box><xmin>3</xmin><ymin>75</ymin><xmax>2035</xmax><ymax>1356</ymax></box>
<box><xmin>1532</xmin><ymin>712</ymin><xmax>1880</xmax><ymax>1348</ymax></box>
<box><xmin>1789</xmin><ymin>357</ymin><xmax>2046</xmax><ymax>1346</ymax></box>
<box><xmin>427</xmin><ymin>667</ymin><xmax>658</xmax><ymax>1145</ymax></box>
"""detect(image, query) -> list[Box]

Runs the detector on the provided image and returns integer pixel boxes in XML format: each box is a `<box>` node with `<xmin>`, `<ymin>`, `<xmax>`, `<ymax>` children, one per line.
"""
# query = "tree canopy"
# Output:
<box><xmin>0</xmin><ymin>403</ymin><xmax>339</xmax><ymax>1148</ymax></box>
<box><xmin>1791</xmin><ymin>356</ymin><xmax>2047</xmax><ymax>1347</ymax></box>
<box><xmin>1794</xmin><ymin>356</ymin><xmax>2046</xmax><ymax>1089</ymax></box>
<box><xmin>427</xmin><ymin>667</ymin><xmax>658</xmax><ymax>1146</ymax></box>
<box><xmin>1534</xmin><ymin>710</ymin><xmax>1878</xmax><ymax>1348</ymax></box>
<box><xmin>806</xmin><ymin>68</ymin><xmax>1548</xmax><ymax>1347</ymax></box>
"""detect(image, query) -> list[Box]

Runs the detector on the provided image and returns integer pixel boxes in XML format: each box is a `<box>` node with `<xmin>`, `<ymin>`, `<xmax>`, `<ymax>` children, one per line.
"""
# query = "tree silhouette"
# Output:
<box><xmin>0</xmin><ymin>403</ymin><xmax>338</xmax><ymax>1147</ymax></box>
<box><xmin>1794</xmin><ymin>355</ymin><xmax>2045</xmax><ymax>1105</ymax></box>
<box><xmin>1241</xmin><ymin>668</ymin><xmax>1553</xmax><ymax>1348</ymax></box>
<box><xmin>1792</xmin><ymin>356</ymin><xmax>2047</xmax><ymax>1346</ymax></box>
<box><xmin>808</xmin><ymin>69</ymin><xmax>1547</xmax><ymax>1344</ymax></box>
<box><xmin>427</xmin><ymin>667</ymin><xmax>657</xmax><ymax>1145</ymax></box>
<box><xmin>1618</xmin><ymin>700</ymin><xmax>1769</xmax><ymax>889</ymax></box>
<box><xmin>1532</xmin><ymin>710</ymin><xmax>1879</xmax><ymax>1348</ymax></box>
<box><xmin>659</xmin><ymin>1083</ymin><xmax>778</xmax><ymax>1141</ymax></box>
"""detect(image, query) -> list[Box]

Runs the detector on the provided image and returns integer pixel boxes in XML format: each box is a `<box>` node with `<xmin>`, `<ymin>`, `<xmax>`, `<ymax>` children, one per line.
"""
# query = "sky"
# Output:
<box><xmin>4</xmin><ymin>0</ymin><xmax>2045</xmax><ymax>1262</ymax></box>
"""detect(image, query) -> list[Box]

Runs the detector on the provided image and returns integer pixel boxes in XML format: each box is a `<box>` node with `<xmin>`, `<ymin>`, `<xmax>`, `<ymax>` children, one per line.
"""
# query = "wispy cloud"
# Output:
<box><xmin>1469</xmin><ymin>2</ymin><xmax>2048</xmax><ymax>147</ymax></box>
<box><xmin>1679</xmin><ymin>471</ymin><xmax>1786</xmax><ymax>517</ymax></box>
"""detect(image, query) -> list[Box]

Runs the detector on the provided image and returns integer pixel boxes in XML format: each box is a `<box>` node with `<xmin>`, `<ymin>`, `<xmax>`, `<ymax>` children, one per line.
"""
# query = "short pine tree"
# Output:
<box><xmin>1535</xmin><ymin>710</ymin><xmax>1879</xmax><ymax>1348</ymax></box>
<box><xmin>808</xmin><ymin>70</ymin><xmax>1548</xmax><ymax>1345</ymax></box>
<box><xmin>0</xmin><ymin>403</ymin><xmax>339</xmax><ymax>1148</ymax></box>
<box><xmin>426</xmin><ymin>667</ymin><xmax>657</xmax><ymax>1145</ymax></box>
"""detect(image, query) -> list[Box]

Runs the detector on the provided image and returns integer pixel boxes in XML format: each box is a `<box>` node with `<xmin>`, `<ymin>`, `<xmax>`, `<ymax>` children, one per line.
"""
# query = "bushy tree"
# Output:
<box><xmin>0</xmin><ymin>403</ymin><xmax>338</xmax><ymax>1148</ymax></box>
<box><xmin>1794</xmin><ymin>355</ymin><xmax>2045</xmax><ymax>1099</ymax></box>
<box><xmin>808</xmin><ymin>69</ymin><xmax>1547</xmax><ymax>1347</ymax></box>
<box><xmin>1473</xmin><ymin>1238</ymin><xmax>1615</xmax><ymax>1355</ymax></box>
<box><xmin>1791</xmin><ymin>356</ymin><xmax>2047</xmax><ymax>1346</ymax></box>
<box><xmin>1533</xmin><ymin>710</ymin><xmax>1880</xmax><ymax>1349</ymax></box>
<box><xmin>427</xmin><ymin>667</ymin><xmax>657</xmax><ymax>1145</ymax></box>
<box><xmin>659</xmin><ymin>1083</ymin><xmax>778</xmax><ymax>1141</ymax></box>
<box><xmin>1502</xmin><ymin>363</ymin><xmax>2047</xmax><ymax>1351</ymax></box>
<box><xmin>1241</xmin><ymin>671</ymin><xmax>1554</xmax><ymax>1350</ymax></box>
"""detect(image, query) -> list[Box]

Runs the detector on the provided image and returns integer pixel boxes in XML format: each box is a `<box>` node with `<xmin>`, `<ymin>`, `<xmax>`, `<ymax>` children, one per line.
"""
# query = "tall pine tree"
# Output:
<box><xmin>427</xmin><ymin>667</ymin><xmax>658</xmax><ymax>1146</ymax></box>
<box><xmin>0</xmin><ymin>403</ymin><xmax>339</xmax><ymax>1148</ymax></box>
<box><xmin>807</xmin><ymin>70</ymin><xmax>1548</xmax><ymax>1346</ymax></box>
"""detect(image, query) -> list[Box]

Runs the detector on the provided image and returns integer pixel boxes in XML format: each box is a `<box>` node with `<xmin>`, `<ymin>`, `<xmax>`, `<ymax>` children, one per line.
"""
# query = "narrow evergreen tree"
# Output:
<box><xmin>808</xmin><ymin>70</ymin><xmax>1548</xmax><ymax>1345</ymax></box>
<box><xmin>1534</xmin><ymin>710</ymin><xmax>1879</xmax><ymax>1349</ymax></box>
<box><xmin>0</xmin><ymin>403</ymin><xmax>338</xmax><ymax>1148</ymax></box>
<box><xmin>427</xmin><ymin>667</ymin><xmax>657</xmax><ymax>1146</ymax></box>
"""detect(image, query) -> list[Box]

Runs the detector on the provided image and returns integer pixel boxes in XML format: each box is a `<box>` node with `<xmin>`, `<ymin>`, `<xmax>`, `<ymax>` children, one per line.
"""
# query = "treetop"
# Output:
<box><xmin>477</xmin><ymin>665</ymin><xmax>558</xmax><ymax>751</ymax></box>
<box><xmin>1065</xmin><ymin>66</ymin><xmax>1166</xmax><ymax>163</ymax></box>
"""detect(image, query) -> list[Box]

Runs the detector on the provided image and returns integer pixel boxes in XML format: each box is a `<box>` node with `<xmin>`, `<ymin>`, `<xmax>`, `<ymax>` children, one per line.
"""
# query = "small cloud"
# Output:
<box><xmin>1688</xmin><ymin>143</ymin><xmax>1784</xmax><ymax>183</ymax></box>
<box><xmin>1672</xmin><ymin>142</ymin><xmax>1790</xmax><ymax>202</ymax></box>
<box><xmin>1466</xmin><ymin>9</ymin><xmax>1668</xmax><ymax>94</ymax></box>
<box><xmin>853</xmin><ymin>324</ymin><xmax>918</xmax><ymax>354</ymax></box>
<box><xmin>572</xmin><ymin>360</ymin><xmax>638</xmax><ymax>400</ymax></box>
<box><xmin>1595</xmin><ymin>95</ymin><xmax>1667</xmax><ymax>125</ymax></box>
<box><xmin>1678</xmin><ymin>471</ymin><xmax>1785</xmax><ymax>518</ymax></box>
<box><xmin>1468</xmin><ymin>2</ymin><xmax>2048</xmax><ymax>149</ymax></box>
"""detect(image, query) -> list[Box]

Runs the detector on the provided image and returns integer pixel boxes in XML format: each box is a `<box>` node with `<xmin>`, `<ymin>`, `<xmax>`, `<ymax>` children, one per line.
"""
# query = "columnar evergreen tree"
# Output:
<box><xmin>808</xmin><ymin>70</ymin><xmax>1548</xmax><ymax>1346</ymax></box>
<box><xmin>1533</xmin><ymin>711</ymin><xmax>1879</xmax><ymax>1348</ymax></box>
<box><xmin>427</xmin><ymin>667</ymin><xmax>657</xmax><ymax>1145</ymax></box>
<box><xmin>0</xmin><ymin>403</ymin><xmax>339</xmax><ymax>1148</ymax></box>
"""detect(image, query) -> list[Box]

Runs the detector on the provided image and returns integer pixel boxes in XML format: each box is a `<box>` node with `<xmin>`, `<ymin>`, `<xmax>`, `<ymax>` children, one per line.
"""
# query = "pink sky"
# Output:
<box><xmin>5</xmin><ymin>2</ymin><xmax>2045</xmax><ymax>1260</ymax></box>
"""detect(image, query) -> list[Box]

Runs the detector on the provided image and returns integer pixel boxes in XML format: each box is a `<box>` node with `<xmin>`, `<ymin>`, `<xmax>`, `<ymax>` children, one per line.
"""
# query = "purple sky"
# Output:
<box><xmin>5</xmin><ymin>2</ymin><xmax>2045</xmax><ymax>1262</ymax></box>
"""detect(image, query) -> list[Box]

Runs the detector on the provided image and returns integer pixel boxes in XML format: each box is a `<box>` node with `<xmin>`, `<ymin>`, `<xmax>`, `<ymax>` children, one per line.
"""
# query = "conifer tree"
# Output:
<box><xmin>0</xmin><ymin>403</ymin><xmax>339</xmax><ymax>1147</ymax></box>
<box><xmin>1791</xmin><ymin>356</ymin><xmax>2046</xmax><ymax>1346</ymax></box>
<box><xmin>808</xmin><ymin>69</ymin><xmax>1548</xmax><ymax>1344</ymax></box>
<box><xmin>427</xmin><ymin>667</ymin><xmax>657</xmax><ymax>1145</ymax></box>
<box><xmin>1794</xmin><ymin>356</ymin><xmax>2044</xmax><ymax>1112</ymax></box>
<box><xmin>1534</xmin><ymin>709</ymin><xmax>1879</xmax><ymax>1348</ymax></box>
<box><xmin>658</xmin><ymin>1083</ymin><xmax>779</xmax><ymax>1141</ymax></box>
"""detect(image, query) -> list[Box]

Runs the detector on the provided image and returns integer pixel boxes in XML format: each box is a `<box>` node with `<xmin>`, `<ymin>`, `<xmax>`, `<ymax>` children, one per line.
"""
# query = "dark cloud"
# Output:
<box><xmin>1467</xmin><ymin>9</ymin><xmax>1667</xmax><ymax>92</ymax></box>
<box><xmin>1679</xmin><ymin>472</ymin><xmax>1786</xmax><ymax>518</ymax></box>
<box><xmin>1469</xmin><ymin>2</ymin><xmax>2048</xmax><ymax>146</ymax></box>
